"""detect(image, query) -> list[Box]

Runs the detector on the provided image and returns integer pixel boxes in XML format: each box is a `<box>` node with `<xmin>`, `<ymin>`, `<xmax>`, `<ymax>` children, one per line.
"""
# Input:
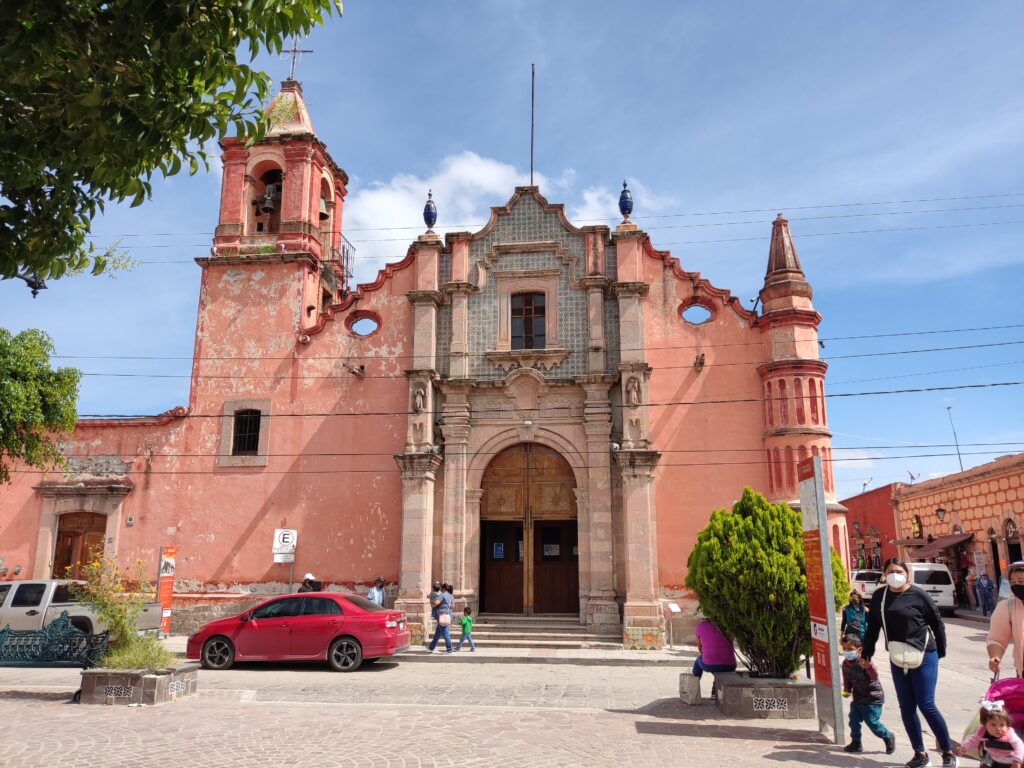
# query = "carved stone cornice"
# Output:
<box><xmin>406</xmin><ymin>290</ymin><xmax>443</xmax><ymax>307</ymax></box>
<box><xmin>443</xmin><ymin>281</ymin><xmax>477</xmax><ymax>296</ymax></box>
<box><xmin>579</xmin><ymin>276</ymin><xmax>611</xmax><ymax>292</ymax></box>
<box><xmin>34</xmin><ymin>480</ymin><xmax>133</xmax><ymax>498</ymax></box>
<box><xmin>404</xmin><ymin>369</ymin><xmax>438</xmax><ymax>381</ymax></box>
<box><xmin>394</xmin><ymin>453</ymin><xmax>443</xmax><ymax>480</ymax></box>
<box><xmin>763</xmin><ymin>426</ymin><xmax>832</xmax><ymax>440</ymax></box>
<box><xmin>613</xmin><ymin>449</ymin><xmax>662</xmax><ymax>478</ymax></box>
<box><xmin>612</xmin><ymin>281</ymin><xmax>649</xmax><ymax>298</ymax></box>
<box><xmin>756</xmin><ymin>359</ymin><xmax>828</xmax><ymax>377</ymax></box>
<box><xmin>195</xmin><ymin>253</ymin><xmax>317</xmax><ymax>269</ymax></box>
<box><xmin>484</xmin><ymin>348</ymin><xmax>569</xmax><ymax>372</ymax></box>
<box><xmin>617</xmin><ymin>362</ymin><xmax>652</xmax><ymax>376</ymax></box>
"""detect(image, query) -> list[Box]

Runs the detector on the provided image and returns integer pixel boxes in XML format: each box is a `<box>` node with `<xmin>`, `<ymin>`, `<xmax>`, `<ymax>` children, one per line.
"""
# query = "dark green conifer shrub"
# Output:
<box><xmin>686</xmin><ymin>487</ymin><xmax>847</xmax><ymax>678</ymax></box>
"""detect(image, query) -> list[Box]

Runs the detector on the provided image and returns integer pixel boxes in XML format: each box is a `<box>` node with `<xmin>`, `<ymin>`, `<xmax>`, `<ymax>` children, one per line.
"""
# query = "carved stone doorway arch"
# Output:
<box><xmin>479</xmin><ymin>443</ymin><xmax>578</xmax><ymax>615</ymax></box>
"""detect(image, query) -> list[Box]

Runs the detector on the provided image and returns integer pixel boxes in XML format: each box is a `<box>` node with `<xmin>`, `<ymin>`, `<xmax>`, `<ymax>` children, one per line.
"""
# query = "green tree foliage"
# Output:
<box><xmin>0</xmin><ymin>329</ymin><xmax>80</xmax><ymax>483</ymax></box>
<box><xmin>0</xmin><ymin>0</ymin><xmax>342</xmax><ymax>281</ymax></box>
<box><xmin>685</xmin><ymin>487</ymin><xmax>847</xmax><ymax>678</ymax></box>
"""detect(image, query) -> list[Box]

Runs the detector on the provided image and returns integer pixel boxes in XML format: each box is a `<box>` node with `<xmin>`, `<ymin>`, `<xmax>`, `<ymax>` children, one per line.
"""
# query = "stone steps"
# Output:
<box><xmin>458</xmin><ymin>613</ymin><xmax>623</xmax><ymax>649</ymax></box>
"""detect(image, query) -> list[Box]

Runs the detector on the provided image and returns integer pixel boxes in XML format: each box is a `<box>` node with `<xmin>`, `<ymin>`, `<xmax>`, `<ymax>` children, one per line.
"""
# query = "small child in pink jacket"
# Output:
<box><xmin>956</xmin><ymin>700</ymin><xmax>1024</xmax><ymax>768</ymax></box>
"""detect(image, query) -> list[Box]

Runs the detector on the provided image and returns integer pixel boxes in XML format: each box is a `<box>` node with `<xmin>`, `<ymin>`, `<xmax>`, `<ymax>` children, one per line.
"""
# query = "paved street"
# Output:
<box><xmin>0</xmin><ymin>617</ymin><xmax>994</xmax><ymax>767</ymax></box>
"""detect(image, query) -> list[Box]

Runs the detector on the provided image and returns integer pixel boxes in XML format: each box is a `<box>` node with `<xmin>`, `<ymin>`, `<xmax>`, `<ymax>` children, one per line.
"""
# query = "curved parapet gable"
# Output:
<box><xmin>641</xmin><ymin>236</ymin><xmax>756</xmax><ymax>324</ymax></box>
<box><xmin>472</xmin><ymin>186</ymin><xmax>585</xmax><ymax>241</ymax></box>
<box><xmin>297</xmin><ymin>246</ymin><xmax>417</xmax><ymax>344</ymax></box>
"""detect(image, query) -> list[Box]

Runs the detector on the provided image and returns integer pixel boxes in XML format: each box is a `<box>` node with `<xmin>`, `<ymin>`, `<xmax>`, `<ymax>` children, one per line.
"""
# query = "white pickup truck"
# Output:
<box><xmin>0</xmin><ymin>580</ymin><xmax>161</xmax><ymax>635</ymax></box>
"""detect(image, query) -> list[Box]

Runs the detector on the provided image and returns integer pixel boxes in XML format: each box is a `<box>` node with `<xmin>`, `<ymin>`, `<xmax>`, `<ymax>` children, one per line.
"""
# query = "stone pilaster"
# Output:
<box><xmin>580</xmin><ymin>275</ymin><xmax>610</xmax><ymax>373</ymax></box>
<box><xmin>440</xmin><ymin>385</ymin><xmax>472</xmax><ymax>608</ymax></box>
<box><xmin>393</xmin><ymin>452</ymin><xmax>443</xmax><ymax>644</ymax></box>
<box><xmin>579</xmin><ymin>375</ymin><xmax>619</xmax><ymax>628</ymax></box>
<box><xmin>614</xmin><ymin>449</ymin><xmax>665</xmax><ymax>649</ymax></box>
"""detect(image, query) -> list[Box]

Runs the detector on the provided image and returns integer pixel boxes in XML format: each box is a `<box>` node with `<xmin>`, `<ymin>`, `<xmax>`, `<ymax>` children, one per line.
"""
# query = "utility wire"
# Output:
<box><xmin>14</xmin><ymin>449</ymin><xmax>1020</xmax><ymax>475</ymax></box>
<box><xmin>81</xmin><ymin>192</ymin><xmax>1024</xmax><ymax>237</ymax></box>
<box><xmin>51</xmin><ymin>325</ymin><xmax>1024</xmax><ymax>363</ymax></box>
<box><xmin>75</xmin><ymin>380</ymin><xmax>1024</xmax><ymax>419</ymax></box>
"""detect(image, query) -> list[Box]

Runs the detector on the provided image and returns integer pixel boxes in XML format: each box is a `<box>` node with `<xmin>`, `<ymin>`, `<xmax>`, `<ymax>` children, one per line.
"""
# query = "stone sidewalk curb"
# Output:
<box><xmin>160</xmin><ymin>635</ymin><xmax>697</xmax><ymax>667</ymax></box>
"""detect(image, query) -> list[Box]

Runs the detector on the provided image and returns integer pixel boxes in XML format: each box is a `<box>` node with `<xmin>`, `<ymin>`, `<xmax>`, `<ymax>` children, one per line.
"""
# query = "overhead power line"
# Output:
<box><xmin>13</xmin><ymin>449</ymin><xmax>1021</xmax><ymax>476</ymax></box>
<box><xmin>51</xmin><ymin>325</ymin><xmax>1024</xmax><ymax>363</ymax></box>
<box><xmin>75</xmin><ymin>380</ymin><xmax>1024</xmax><ymax>419</ymax></box>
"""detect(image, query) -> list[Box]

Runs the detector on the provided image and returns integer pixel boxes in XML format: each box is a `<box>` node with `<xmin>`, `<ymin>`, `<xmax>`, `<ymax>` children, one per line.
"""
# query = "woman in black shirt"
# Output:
<box><xmin>862</xmin><ymin>558</ymin><xmax>956</xmax><ymax>768</ymax></box>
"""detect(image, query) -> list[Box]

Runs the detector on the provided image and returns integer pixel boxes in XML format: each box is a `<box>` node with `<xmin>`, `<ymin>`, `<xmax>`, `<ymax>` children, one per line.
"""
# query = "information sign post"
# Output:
<box><xmin>798</xmin><ymin>456</ymin><xmax>844</xmax><ymax>744</ymax></box>
<box><xmin>273</xmin><ymin>529</ymin><xmax>298</xmax><ymax>592</ymax></box>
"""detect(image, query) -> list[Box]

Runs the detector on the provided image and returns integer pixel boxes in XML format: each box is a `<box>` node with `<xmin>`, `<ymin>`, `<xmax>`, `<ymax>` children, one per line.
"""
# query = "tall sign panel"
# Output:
<box><xmin>798</xmin><ymin>456</ymin><xmax>844</xmax><ymax>744</ymax></box>
<box><xmin>156</xmin><ymin>546</ymin><xmax>177</xmax><ymax>636</ymax></box>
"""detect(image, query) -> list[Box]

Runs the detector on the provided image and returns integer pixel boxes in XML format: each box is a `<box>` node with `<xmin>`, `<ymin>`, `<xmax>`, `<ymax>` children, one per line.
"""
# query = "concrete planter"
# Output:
<box><xmin>79</xmin><ymin>662</ymin><xmax>199</xmax><ymax>706</ymax></box>
<box><xmin>713</xmin><ymin>671</ymin><xmax>815</xmax><ymax>719</ymax></box>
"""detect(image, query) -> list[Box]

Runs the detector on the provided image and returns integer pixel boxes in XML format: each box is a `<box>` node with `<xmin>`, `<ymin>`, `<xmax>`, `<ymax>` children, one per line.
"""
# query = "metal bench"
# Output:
<box><xmin>0</xmin><ymin>611</ymin><xmax>109</xmax><ymax>669</ymax></box>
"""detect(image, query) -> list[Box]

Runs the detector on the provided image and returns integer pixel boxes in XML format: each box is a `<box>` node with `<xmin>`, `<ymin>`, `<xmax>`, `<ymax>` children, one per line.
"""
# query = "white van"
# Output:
<box><xmin>906</xmin><ymin>562</ymin><xmax>956</xmax><ymax>616</ymax></box>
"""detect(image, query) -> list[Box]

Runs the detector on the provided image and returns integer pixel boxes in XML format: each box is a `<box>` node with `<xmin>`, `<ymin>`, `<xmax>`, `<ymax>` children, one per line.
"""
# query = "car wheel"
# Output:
<box><xmin>328</xmin><ymin>637</ymin><xmax>362</xmax><ymax>672</ymax></box>
<box><xmin>201</xmin><ymin>637</ymin><xmax>235</xmax><ymax>670</ymax></box>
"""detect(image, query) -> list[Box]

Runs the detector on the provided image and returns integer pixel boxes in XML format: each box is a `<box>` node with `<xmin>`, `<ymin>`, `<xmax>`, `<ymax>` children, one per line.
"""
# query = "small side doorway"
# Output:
<box><xmin>52</xmin><ymin>513</ymin><xmax>107</xmax><ymax>579</ymax></box>
<box><xmin>480</xmin><ymin>521</ymin><xmax>524</xmax><ymax>613</ymax></box>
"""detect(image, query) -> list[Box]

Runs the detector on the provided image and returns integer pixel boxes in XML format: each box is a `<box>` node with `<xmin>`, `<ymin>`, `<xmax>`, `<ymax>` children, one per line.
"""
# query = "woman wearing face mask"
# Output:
<box><xmin>842</xmin><ymin>590</ymin><xmax>868</xmax><ymax>641</ymax></box>
<box><xmin>986</xmin><ymin>561</ymin><xmax>1024</xmax><ymax>676</ymax></box>
<box><xmin>862</xmin><ymin>557</ymin><xmax>956</xmax><ymax>768</ymax></box>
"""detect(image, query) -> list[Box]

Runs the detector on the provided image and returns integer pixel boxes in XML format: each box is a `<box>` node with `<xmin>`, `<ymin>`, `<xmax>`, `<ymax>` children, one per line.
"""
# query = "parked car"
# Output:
<box><xmin>850</xmin><ymin>569</ymin><xmax>884</xmax><ymax>599</ymax></box>
<box><xmin>0</xmin><ymin>579</ymin><xmax>161</xmax><ymax>635</ymax></box>
<box><xmin>186</xmin><ymin>592</ymin><xmax>411</xmax><ymax>672</ymax></box>
<box><xmin>906</xmin><ymin>562</ymin><xmax>956</xmax><ymax>616</ymax></box>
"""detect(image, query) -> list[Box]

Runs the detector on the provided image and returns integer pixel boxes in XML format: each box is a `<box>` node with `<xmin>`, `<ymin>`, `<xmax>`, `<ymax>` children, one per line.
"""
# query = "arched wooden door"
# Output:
<box><xmin>480</xmin><ymin>443</ymin><xmax>578</xmax><ymax>615</ymax></box>
<box><xmin>52</xmin><ymin>513</ymin><xmax>106</xmax><ymax>578</ymax></box>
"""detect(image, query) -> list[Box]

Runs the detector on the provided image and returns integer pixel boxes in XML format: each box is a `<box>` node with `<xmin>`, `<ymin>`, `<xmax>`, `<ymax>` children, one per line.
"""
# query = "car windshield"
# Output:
<box><xmin>342</xmin><ymin>595</ymin><xmax>388</xmax><ymax>612</ymax></box>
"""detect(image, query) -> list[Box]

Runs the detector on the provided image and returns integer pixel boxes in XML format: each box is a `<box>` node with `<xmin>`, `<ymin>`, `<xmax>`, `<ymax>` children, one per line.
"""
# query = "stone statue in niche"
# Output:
<box><xmin>413</xmin><ymin>386</ymin><xmax>426</xmax><ymax>413</ymax></box>
<box><xmin>626</xmin><ymin>377</ymin><xmax>641</xmax><ymax>406</ymax></box>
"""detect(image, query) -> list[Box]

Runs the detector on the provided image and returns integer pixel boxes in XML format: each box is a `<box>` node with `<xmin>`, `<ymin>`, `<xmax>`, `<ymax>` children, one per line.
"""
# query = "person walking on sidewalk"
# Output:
<box><xmin>841</xmin><ymin>634</ymin><xmax>896</xmax><ymax>755</ymax></box>
<box><xmin>842</xmin><ymin>591</ymin><xmax>868</xmax><ymax>641</ymax></box>
<box><xmin>862</xmin><ymin>557</ymin><xmax>958</xmax><ymax>768</ymax></box>
<box><xmin>427</xmin><ymin>581</ymin><xmax>453</xmax><ymax>653</ymax></box>
<box><xmin>987</xmin><ymin>561</ymin><xmax>1024</xmax><ymax>677</ymax></box>
<box><xmin>455</xmin><ymin>607</ymin><xmax>475</xmax><ymax>652</ymax></box>
<box><xmin>367</xmin><ymin>576</ymin><xmax>386</xmax><ymax>607</ymax></box>
<box><xmin>978</xmin><ymin>572</ymin><xmax>996</xmax><ymax>617</ymax></box>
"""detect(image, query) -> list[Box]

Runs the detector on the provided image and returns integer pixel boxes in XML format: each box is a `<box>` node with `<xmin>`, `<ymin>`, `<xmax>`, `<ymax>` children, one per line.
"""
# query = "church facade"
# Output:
<box><xmin>0</xmin><ymin>82</ymin><xmax>848</xmax><ymax>647</ymax></box>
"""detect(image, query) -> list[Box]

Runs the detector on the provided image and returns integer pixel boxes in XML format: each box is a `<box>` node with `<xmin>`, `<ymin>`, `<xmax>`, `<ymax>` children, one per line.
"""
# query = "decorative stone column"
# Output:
<box><xmin>615</xmin><ymin>449</ymin><xmax>665</xmax><ymax>649</ymax></box>
<box><xmin>393</xmin><ymin>453</ymin><xmax>443</xmax><ymax>644</ymax></box>
<box><xmin>579</xmin><ymin>374</ymin><xmax>619</xmax><ymax>629</ymax></box>
<box><xmin>440</xmin><ymin>384</ymin><xmax>472</xmax><ymax>609</ymax></box>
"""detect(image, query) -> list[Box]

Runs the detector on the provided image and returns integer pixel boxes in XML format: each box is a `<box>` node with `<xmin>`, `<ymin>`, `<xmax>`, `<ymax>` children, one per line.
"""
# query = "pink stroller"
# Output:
<box><xmin>961</xmin><ymin>678</ymin><xmax>1024</xmax><ymax>763</ymax></box>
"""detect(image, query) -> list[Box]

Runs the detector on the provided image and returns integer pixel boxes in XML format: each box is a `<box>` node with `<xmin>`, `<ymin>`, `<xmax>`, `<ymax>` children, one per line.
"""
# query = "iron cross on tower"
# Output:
<box><xmin>285</xmin><ymin>37</ymin><xmax>314</xmax><ymax>80</ymax></box>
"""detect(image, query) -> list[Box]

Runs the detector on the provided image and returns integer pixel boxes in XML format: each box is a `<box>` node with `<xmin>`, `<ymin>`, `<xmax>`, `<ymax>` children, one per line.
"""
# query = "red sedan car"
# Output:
<box><xmin>186</xmin><ymin>592</ymin><xmax>410</xmax><ymax>672</ymax></box>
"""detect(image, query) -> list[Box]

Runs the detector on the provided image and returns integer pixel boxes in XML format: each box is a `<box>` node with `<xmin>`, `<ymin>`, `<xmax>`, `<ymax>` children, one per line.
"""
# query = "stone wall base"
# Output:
<box><xmin>80</xmin><ymin>663</ymin><xmax>199</xmax><ymax>706</ymax></box>
<box><xmin>714</xmin><ymin>671</ymin><xmax>815</xmax><ymax>719</ymax></box>
<box><xmin>170</xmin><ymin>599</ymin><xmax>258</xmax><ymax>636</ymax></box>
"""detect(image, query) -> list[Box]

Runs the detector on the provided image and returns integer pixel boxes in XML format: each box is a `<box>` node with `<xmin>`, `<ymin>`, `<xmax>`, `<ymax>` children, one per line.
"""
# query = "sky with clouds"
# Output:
<box><xmin>1</xmin><ymin>1</ymin><xmax>1022</xmax><ymax>500</ymax></box>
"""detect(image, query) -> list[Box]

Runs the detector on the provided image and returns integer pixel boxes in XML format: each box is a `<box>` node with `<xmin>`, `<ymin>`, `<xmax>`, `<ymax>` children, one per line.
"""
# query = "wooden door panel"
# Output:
<box><xmin>533</xmin><ymin>521</ymin><xmax>579</xmax><ymax>614</ymax></box>
<box><xmin>481</xmin><ymin>521</ymin><xmax>523</xmax><ymax>613</ymax></box>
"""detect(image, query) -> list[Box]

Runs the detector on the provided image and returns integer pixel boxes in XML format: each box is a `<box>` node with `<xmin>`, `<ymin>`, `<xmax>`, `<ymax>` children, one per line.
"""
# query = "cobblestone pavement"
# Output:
<box><xmin>0</xmin><ymin>618</ymin><xmax>991</xmax><ymax>768</ymax></box>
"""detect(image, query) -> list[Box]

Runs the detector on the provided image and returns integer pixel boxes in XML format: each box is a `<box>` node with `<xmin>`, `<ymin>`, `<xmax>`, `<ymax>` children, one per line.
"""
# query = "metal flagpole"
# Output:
<box><xmin>530</xmin><ymin>63</ymin><xmax>535</xmax><ymax>186</ymax></box>
<box><xmin>946</xmin><ymin>406</ymin><xmax>964</xmax><ymax>471</ymax></box>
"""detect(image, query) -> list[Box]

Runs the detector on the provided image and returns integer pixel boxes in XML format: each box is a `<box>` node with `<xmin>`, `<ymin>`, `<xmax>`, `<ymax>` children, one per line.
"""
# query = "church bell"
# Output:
<box><xmin>319</xmin><ymin>198</ymin><xmax>329</xmax><ymax>221</ymax></box>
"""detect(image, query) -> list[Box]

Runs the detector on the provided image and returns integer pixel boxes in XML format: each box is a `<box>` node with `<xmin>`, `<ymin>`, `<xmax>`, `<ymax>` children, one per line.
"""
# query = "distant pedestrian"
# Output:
<box><xmin>967</xmin><ymin>568</ymin><xmax>978</xmax><ymax>610</ymax></box>
<box><xmin>955</xmin><ymin>700</ymin><xmax>1024</xmax><ymax>768</ymax></box>
<box><xmin>978</xmin><ymin>572</ymin><xmax>996</xmax><ymax>617</ymax></box>
<box><xmin>842</xmin><ymin>590</ymin><xmax>868</xmax><ymax>641</ymax></box>
<box><xmin>367</xmin><ymin>576</ymin><xmax>386</xmax><ymax>607</ymax></box>
<box><xmin>455</xmin><ymin>607</ymin><xmax>475</xmax><ymax>652</ymax></box>
<box><xmin>862</xmin><ymin>557</ymin><xmax>957</xmax><ymax>768</ymax></box>
<box><xmin>841</xmin><ymin>634</ymin><xmax>896</xmax><ymax>755</ymax></box>
<box><xmin>691</xmin><ymin>615</ymin><xmax>736</xmax><ymax>679</ymax></box>
<box><xmin>427</xmin><ymin>581</ymin><xmax>453</xmax><ymax>653</ymax></box>
<box><xmin>298</xmin><ymin>573</ymin><xmax>318</xmax><ymax>593</ymax></box>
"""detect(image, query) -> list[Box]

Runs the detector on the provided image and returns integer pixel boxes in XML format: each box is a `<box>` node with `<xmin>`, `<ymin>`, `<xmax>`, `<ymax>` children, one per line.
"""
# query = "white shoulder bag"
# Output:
<box><xmin>881</xmin><ymin>586</ymin><xmax>927</xmax><ymax>671</ymax></box>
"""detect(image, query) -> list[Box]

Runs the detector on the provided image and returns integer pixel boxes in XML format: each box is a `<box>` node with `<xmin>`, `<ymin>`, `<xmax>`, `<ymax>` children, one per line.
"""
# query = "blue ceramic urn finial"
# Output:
<box><xmin>618</xmin><ymin>180</ymin><xmax>633</xmax><ymax>221</ymax></box>
<box><xmin>423</xmin><ymin>189</ymin><xmax>438</xmax><ymax>232</ymax></box>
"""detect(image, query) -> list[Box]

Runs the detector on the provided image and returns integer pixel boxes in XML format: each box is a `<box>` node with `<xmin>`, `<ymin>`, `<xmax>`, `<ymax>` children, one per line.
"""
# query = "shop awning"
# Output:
<box><xmin>904</xmin><ymin>532</ymin><xmax>974</xmax><ymax>561</ymax></box>
<box><xmin>893</xmin><ymin>538</ymin><xmax>923</xmax><ymax>547</ymax></box>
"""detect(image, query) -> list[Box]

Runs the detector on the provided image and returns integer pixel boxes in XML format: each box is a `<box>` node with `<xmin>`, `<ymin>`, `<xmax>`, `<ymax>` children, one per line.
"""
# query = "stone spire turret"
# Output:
<box><xmin>265</xmin><ymin>79</ymin><xmax>317</xmax><ymax>138</ymax></box>
<box><xmin>759</xmin><ymin>213</ymin><xmax>813</xmax><ymax>316</ymax></box>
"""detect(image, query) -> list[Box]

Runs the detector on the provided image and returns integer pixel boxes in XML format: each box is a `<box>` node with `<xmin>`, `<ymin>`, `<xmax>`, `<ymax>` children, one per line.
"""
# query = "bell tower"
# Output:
<box><xmin>757</xmin><ymin>214</ymin><xmax>835</xmax><ymax>505</ymax></box>
<box><xmin>211</xmin><ymin>80</ymin><xmax>350</xmax><ymax>308</ymax></box>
